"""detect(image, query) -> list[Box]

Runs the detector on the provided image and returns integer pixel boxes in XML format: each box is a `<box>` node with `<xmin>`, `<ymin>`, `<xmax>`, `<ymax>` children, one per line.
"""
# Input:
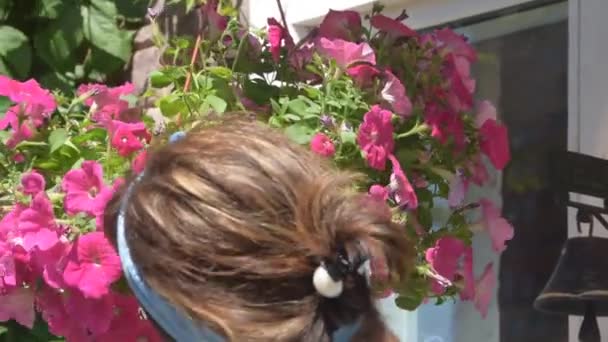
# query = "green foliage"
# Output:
<box><xmin>0</xmin><ymin>0</ymin><xmax>150</xmax><ymax>90</ymax></box>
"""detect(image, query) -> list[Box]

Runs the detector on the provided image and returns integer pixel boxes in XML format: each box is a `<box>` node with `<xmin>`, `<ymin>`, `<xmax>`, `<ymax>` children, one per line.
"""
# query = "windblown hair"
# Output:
<box><xmin>104</xmin><ymin>114</ymin><xmax>412</xmax><ymax>341</ymax></box>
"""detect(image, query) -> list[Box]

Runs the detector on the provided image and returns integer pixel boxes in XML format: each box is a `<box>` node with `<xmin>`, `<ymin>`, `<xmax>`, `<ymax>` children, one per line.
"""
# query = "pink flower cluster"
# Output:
<box><xmin>0</xmin><ymin>79</ymin><xmax>157</xmax><ymax>340</ymax></box>
<box><xmin>0</xmin><ymin>166</ymin><xmax>159</xmax><ymax>341</ymax></box>
<box><xmin>77</xmin><ymin>83</ymin><xmax>151</xmax><ymax>159</ymax></box>
<box><xmin>0</xmin><ymin>76</ymin><xmax>56</xmax><ymax>148</ymax></box>
<box><xmin>296</xmin><ymin>10</ymin><xmax>513</xmax><ymax>316</ymax></box>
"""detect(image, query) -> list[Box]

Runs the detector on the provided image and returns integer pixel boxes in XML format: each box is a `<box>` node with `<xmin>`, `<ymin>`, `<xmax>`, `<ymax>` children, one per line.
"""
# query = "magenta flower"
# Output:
<box><xmin>267</xmin><ymin>18</ymin><xmax>293</xmax><ymax>62</ymax></box>
<box><xmin>381</xmin><ymin>70</ymin><xmax>413</xmax><ymax>117</ymax></box>
<box><xmin>97</xmin><ymin>294</ymin><xmax>163</xmax><ymax>341</ymax></box>
<box><xmin>63</xmin><ymin>232</ymin><xmax>122</xmax><ymax>299</ymax></box>
<box><xmin>132</xmin><ymin>149</ymin><xmax>148</xmax><ymax>174</ymax></box>
<box><xmin>424</xmin><ymin>104</ymin><xmax>465</xmax><ymax>151</ymax></box>
<box><xmin>388</xmin><ymin>155</ymin><xmax>418</xmax><ymax>209</ymax></box>
<box><xmin>370</xmin><ymin>14</ymin><xmax>417</xmax><ymax>38</ymax></box>
<box><xmin>356</xmin><ymin>105</ymin><xmax>394</xmax><ymax>170</ymax></box>
<box><xmin>369</xmin><ymin>185</ymin><xmax>389</xmax><ymax>202</ymax></box>
<box><xmin>110</xmin><ymin>120</ymin><xmax>150</xmax><ymax>157</ymax></box>
<box><xmin>34</xmin><ymin>239</ymin><xmax>71</xmax><ymax>290</ymax></box>
<box><xmin>435</xmin><ymin>28</ymin><xmax>477</xmax><ymax>62</ymax></box>
<box><xmin>0</xmin><ymin>287</ymin><xmax>35</xmax><ymax>328</ymax></box>
<box><xmin>77</xmin><ymin>83</ymin><xmax>135</xmax><ymax>124</ymax></box>
<box><xmin>425</xmin><ymin>237</ymin><xmax>466</xmax><ymax>294</ymax></box>
<box><xmin>474</xmin><ymin>263</ymin><xmax>496</xmax><ymax>318</ymax></box>
<box><xmin>95</xmin><ymin>178</ymin><xmax>124</xmax><ymax>233</ymax></box>
<box><xmin>0</xmin><ymin>107</ymin><xmax>34</xmax><ymax>148</ymax></box>
<box><xmin>62</xmin><ymin>160</ymin><xmax>112</xmax><ymax>217</ymax></box>
<box><xmin>318</xmin><ymin>9</ymin><xmax>362</xmax><ymax>41</ymax></box>
<box><xmin>17</xmin><ymin>193</ymin><xmax>59</xmax><ymax>251</ymax></box>
<box><xmin>347</xmin><ymin>64</ymin><xmax>379</xmax><ymax>88</ymax></box>
<box><xmin>0</xmin><ymin>77</ymin><xmax>56</xmax><ymax>126</ymax></box>
<box><xmin>36</xmin><ymin>286</ymin><xmax>89</xmax><ymax>340</ymax></box>
<box><xmin>200</xmin><ymin>0</ymin><xmax>228</xmax><ymax>41</ymax></box>
<box><xmin>479</xmin><ymin>199</ymin><xmax>514</xmax><ymax>253</ymax></box>
<box><xmin>21</xmin><ymin>170</ymin><xmax>45</xmax><ymax>195</ymax></box>
<box><xmin>475</xmin><ymin>100</ymin><xmax>497</xmax><ymax>127</ymax></box>
<box><xmin>444</xmin><ymin>54</ymin><xmax>475</xmax><ymax>112</ymax></box>
<box><xmin>467</xmin><ymin>154</ymin><xmax>490</xmax><ymax>186</ymax></box>
<box><xmin>64</xmin><ymin>289</ymin><xmax>114</xmax><ymax>335</ymax></box>
<box><xmin>0</xmin><ymin>242</ymin><xmax>16</xmax><ymax>290</ymax></box>
<box><xmin>310</xmin><ymin>133</ymin><xmax>336</xmax><ymax>157</ymax></box>
<box><xmin>479</xmin><ymin>118</ymin><xmax>510</xmax><ymax>170</ymax></box>
<box><xmin>316</xmin><ymin>37</ymin><xmax>376</xmax><ymax>69</ymax></box>
<box><xmin>0</xmin><ymin>204</ymin><xmax>25</xmax><ymax>237</ymax></box>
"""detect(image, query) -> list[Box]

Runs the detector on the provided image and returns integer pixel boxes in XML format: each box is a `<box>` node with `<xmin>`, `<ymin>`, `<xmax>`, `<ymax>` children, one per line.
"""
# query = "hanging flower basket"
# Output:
<box><xmin>0</xmin><ymin>1</ymin><xmax>513</xmax><ymax>340</ymax></box>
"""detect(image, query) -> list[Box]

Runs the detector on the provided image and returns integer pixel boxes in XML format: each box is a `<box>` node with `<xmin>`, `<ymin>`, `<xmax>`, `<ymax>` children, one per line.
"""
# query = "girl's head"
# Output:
<box><xmin>104</xmin><ymin>115</ymin><xmax>412</xmax><ymax>341</ymax></box>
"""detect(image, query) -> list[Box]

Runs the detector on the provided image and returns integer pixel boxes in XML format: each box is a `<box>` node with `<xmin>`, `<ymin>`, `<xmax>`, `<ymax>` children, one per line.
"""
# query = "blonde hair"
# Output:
<box><xmin>104</xmin><ymin>114</ymin><xmax>412</xmax><ymax>341</ymax></box>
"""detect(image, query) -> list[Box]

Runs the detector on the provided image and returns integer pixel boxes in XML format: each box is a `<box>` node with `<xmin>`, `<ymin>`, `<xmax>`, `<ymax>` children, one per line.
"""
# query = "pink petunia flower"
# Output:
<box><xmin>132</xmin><ymin>149</ymin><xmax>148</xmax><ymax>174</ymax></box>
<box><xmin>444</xmin><ymin>54</ymin><xmax>475</xmax><ymax>112</ymax></box>
<box><xmin>475</xmin><ymin>100</ymin><xmax>498</xmax><ymax>127</ymax></box>
<box><xmin>0</xmin><ymin>77</ymin><xmax>56</xmax><ymax>126</ymax></box>
<box><xmin>310</xmin><ymin>133</ymin><xmax>336</xmax><ymax>157</ymax></box>
<box><xmin>425</xmin><ymin>237</ymin><xmax>466</xmax><ymax>294</ymax></box>
<box><xmin>356</xmin><ymin>105</ymin><xmax>394</xmax><ymax>170</ymax></box>
<box><xmin>0</xmin><ymin>241</ymin><xmax>16</xmax><ymax>290</ymax></box>
<box><xmin>381</xmin><ymin>70</ymin><xmax>413</xmax><ymax>117</ymax></box>
<box><xmin>64</xmin><ymin>289</ymin><xmax>114</xmax><ymax>335</ymax></box>
<box><xmin>78</xmin><ymin>83</ymin><xmax>135</xmax><ymax>125</ymax></box>
<box><xmin>467</xmin><ymin>154</ymin><xmax>490</xmax><ymax>186</ymax></box>
<box><xmin>370</xmin><ymin>14</ymin><xmax>417</xmax><ymax>38</ymax></box>
<box><xmin>0</xmin><ymin>203</ymin><xmax>26</xmax><ymax>237</ymax></box>
<box><xmin>0</xmin><ymin>287</ymin><xmax>35</xmax><ymax>328</ymax></box>
<box><xmin>200</xmin><ymin>0</ymin><xmax>228</xmax><ymax>41</ymax></box>
<box><xmin>474</xmin><ymin>263</ymin><xmax>496</xmax><ymax>318</ymax></box>
<box><xmin>316</xmin><ymin>37</ymin><xmax>376</xmax><ymax>69</ymax></box>
<box><xmin>479</xmin><ymin>119</ymin><xmax>510</xmax><ymax>170</ymax></box>
<box><xmin>388</xmin><ymin>155</ymin><xmax>418</xmax><ymax>209</ymax></box>
<box><xmin>267</xmin><ymin>18</ymin><xmax>294</xmax><ymax>62</ymax></box>
<box><xmin>435</xmin><ymin>28</ymin><xmax>477</xmax><ymax>62</ymax></box>
<box><xmin>62</xmin><ymin>160</ymin><xmax>112</xmax><ymax>217</ymax></box>
<box><xmin>479</xmin><ymin>199</ymin><xmax>514</xmax><ymax>253</ymax></box>
<box><xmin>96</xmin><ymin>294</ymin><xmax>162</xmax><ymax>341</ymax></box>
<box><xmin>32</xmin><ymin>238</ymin><xmax>72</xmax><ymax>289</ymax></box>
<box><xmin>424</xmin><ymin>104</ymin><xmax>465</xmax><ymax>151</ymax></box>
<box><xmin>95</xmin><ymin>178</ymin><xmax>124</xmax><ymax>233</ymax></box>
<box><xmin>20</xmin><ymin>170</ymin><xmax>45</xmax><ymax>195</ymax></box>
<box><xmin>369</xmin><ymin>185</ymin><xmax>389</xmax><ymax>202</ymax></box>
<box><xmin>63</xmin><ymin>232</ymin><xmax>122</xmax><ymax>299</ymax></box>
<box><xmin>36</xmin><ymin>286</ymin><xmax>90</xmax><ymax>341</ymax></box>
<box><xmin>17</xmin><ymin>193</ymin><xmax>59</xmax><ymax>251</ymax></box>
<box><xmin>347</xmin><ymin>64</ymin><xmax>380</xmax><ymax>88</ymax></box>
<box><xmin>0</xmin><ymin>107</ymin><xmax>34</xmax><ymax>148</ymax></box>
<box><xmin>110</xmin><ymin>120</ymin><xmax>151</xmax><ymax>157</ymax></box>
<box><xmin>318</xmin><ymin>9</ymin><xmax>362</xmax><ymax>41</ymax></box>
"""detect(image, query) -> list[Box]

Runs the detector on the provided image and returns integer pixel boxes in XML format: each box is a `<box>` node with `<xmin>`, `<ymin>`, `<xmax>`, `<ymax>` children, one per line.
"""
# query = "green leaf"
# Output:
<box><xmin>207</xmin><ymin>66</ymin><xmax>232</xmax><ymax>80</ymax></box>
<box><xmin>243</xmin><ymin>78</ymin><xmax>280</xmax><ymax>105</ymax></box>
<box><xmin>394</xmin><ymin>294</ymin><xmax>424</xmax><ymax>311</ymax></box>
<box><xmin>287</xmin><ymin>98</ymin><xmax>309</xmax><ymax>117</ymax></box>
<box><xmin>285</xmin><ymin>124</ymin><xmax>314</xmax><ymax>145</ymax></box>
<box><xmin>82</xmin><ymin>5</ymin><xmax>133</xmax><ymax>63</ymax></box>
<box><xmin>205</xmin><ymin>95</ymin><xmax>227</xmax><ymax>113</ymax></box>
<box><xmin>36</xmin><ymin>0</ymin><xmax>67</xmax><ymax>19</ymax></box>
<box><xmin>72</xmin><ymin>128</ymin><xmax>107</xmax><ymax>144</ymax></box>
<box><xmin>158</xmin><ymin>95</ymin><xmax>186</xmax><ymax>117</ymax></box>
<box><xmin>33</xmin><ymin>6</ymin><xmax>83</xmax><ymax>71</ymax></box>
<box><xmin>149</xmin><ymin>71</ymin><xmax>173</xmax><ymax>88</ymax></box>
<box><xmin>49</xmin><ymin>128</ymin><xmax>68</xmax><ymax>153</ymax></box>
<box><xmin>0</xmin><ymin>26</ymin><xmax>32</xmax><ymax>78</ymax></box>
<box><xmin>0</xmin><ymin>95</ymin><xmax>10</xmax><ymax>114</ymax></box>
<box><xmin>90</xmin><ymin>0</ymin><xmax>117</xmax><ymax>17</ymax></box>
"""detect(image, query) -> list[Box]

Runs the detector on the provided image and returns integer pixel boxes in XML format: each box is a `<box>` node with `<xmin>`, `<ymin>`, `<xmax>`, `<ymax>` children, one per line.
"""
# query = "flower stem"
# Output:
<box><xmin>396</xmin><ymin>123</ymin><xmax>429</xmax><ymax>139</ymax></box>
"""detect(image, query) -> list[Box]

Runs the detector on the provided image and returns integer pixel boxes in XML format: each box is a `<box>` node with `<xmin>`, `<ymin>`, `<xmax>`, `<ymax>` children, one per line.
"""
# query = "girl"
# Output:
<box><xmin>104</xmin><ymin>114</ymin><xmax>412</xmax><ymax>341</ymax></box>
